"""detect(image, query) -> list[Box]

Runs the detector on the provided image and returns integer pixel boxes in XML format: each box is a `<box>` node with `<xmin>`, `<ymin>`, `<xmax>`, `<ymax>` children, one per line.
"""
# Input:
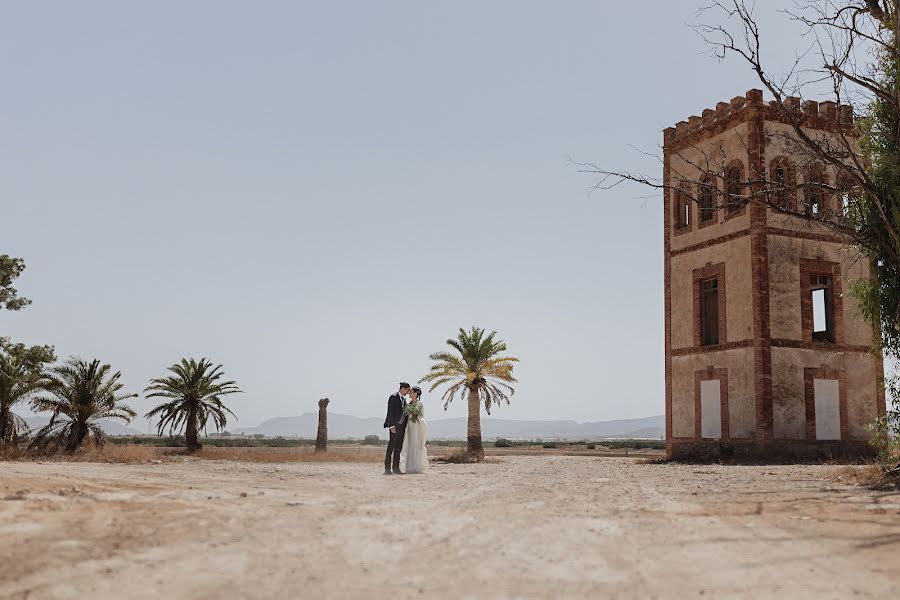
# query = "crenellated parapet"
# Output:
<box><xmin>663</xmin><ymin>89</ymin><xmax>855</xmax><ymax>149</ymax></box>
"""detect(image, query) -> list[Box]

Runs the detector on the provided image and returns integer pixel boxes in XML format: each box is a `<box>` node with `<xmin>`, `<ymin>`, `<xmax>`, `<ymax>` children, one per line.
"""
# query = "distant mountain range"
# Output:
<box><xmin>22</xmin><ymin>416</ymin><xmax>143</xmax><ymax>437</ymax></box>
<box><xmin>232</xmin><ymin>413</ymin><xmax>664</xmax><ymax>441</ymax></box>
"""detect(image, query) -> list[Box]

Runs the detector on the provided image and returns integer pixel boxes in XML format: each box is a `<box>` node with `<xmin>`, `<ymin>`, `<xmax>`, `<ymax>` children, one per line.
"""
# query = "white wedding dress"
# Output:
<box><xmin>400</xmin><ymin>402</ymin><xmax>429</xmax><ymax>474</ymax></box>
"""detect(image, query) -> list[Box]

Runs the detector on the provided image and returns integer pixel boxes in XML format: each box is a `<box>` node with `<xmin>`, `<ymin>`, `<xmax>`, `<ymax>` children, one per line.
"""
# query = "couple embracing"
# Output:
<box><xmin>383</xmin><ymin>382</ymin><xmax>429</xmax><ymax>475</ymax></box>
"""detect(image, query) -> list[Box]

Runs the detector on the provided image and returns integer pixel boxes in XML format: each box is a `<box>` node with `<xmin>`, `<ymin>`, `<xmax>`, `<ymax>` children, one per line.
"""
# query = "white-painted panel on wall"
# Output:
<box><xmin>700</xmin><ymin>379</ymin><xmax>722</xmax><ymax>439</ymax></box>
<box><xmin>813</xmin><ymin>379</ymin><xmax>841</xmax><ymax>440</ymax></box>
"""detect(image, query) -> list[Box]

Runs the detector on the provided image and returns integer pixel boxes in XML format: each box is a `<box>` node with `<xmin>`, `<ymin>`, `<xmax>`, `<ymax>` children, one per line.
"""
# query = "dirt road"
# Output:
<box><xmin>1</xmin><ymin>456</ymin><xmax>898</xmax><ymax>599</ymax></box>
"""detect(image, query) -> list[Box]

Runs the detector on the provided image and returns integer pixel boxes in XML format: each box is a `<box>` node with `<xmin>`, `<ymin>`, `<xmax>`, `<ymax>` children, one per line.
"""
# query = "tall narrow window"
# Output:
<box><xmin>805</xmin><ymin>168</ymin><xmax>826</xmax><ymax>216</ymax></box>
<box><xmin>699</xmin><ymin>178</ymin><xmax>715</xmax><ymax>223</ymax></box>
<box><xmin>811</xmin><ymin>273</ymin><xmax>835</xmax><ymax>343</ymax></box>
<box><xmin>674</xmin><ymin>190</ymin><xmax>691</xmax><ymax>230</ymax></box>
<box><xmin>773</xmin><ymin>164</ymin><xmax>787</xmax><ymax>207</ymax></box>
<box><xmin>837</xmin><ymin>178</ymin><xmax>859</xmax><ymax>218</ymax></box>
<box><xmin>700</xmin><ymin>278</ymin><xmax>720</xmax><ymax>346</ymax></box>
<box><xmin>725</xmin><ymin>167</ymin><xmax>744</xmax><ymax>215</ymax></box>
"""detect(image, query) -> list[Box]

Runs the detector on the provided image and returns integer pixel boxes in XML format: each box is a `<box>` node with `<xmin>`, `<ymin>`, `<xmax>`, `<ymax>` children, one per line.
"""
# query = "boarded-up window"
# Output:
<box><xmin>813</xmin><ymin>379</ymin><xmax>841</xmax><ymax>440</ymax></box>
<box><xmin>700</xmin><ymin>278</ymin><xmax>719</xmax><ymax>346</ymax></box>
<box><xmin>700</xmin><ymin>379</ymin><xmax>722</xmax><ymax>439</ymax></box>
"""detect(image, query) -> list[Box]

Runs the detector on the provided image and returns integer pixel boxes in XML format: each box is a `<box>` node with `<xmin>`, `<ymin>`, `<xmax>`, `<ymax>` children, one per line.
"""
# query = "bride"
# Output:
<box><xmin>400</xmin><ymin>386</ymin><xmax>429</xmax><ymax>474</ymax></box>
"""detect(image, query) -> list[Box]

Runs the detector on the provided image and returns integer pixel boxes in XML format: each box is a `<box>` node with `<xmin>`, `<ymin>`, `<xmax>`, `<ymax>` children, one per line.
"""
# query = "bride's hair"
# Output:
<box><xmin>411</xmin><ymin>386</ymin><xmax>422</xmax><ymax>399</ymax></box>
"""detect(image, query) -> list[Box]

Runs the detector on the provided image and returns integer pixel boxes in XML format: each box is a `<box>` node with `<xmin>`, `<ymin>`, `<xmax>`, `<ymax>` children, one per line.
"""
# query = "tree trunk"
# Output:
<box><xmin>315</xmin><ymin>398</ymin><xmax>329</xmax><ymax>453</ymax></box>
<box><xmin>466</xmin><ymin>387</ymin><xmax>484</xmax><ymax>461</ymax></box>
<box><xmin>0</xmin><ymin>408</ymin><xmax>9</xmax><ymax>447</ymax></box>
<box><xmin>66</xmin><ymin>422</ymin><xmax>88</xmax><ymax>453</ymax></box>
<box><xmin>186</xmin><ymin>405</ymin><xmax>202</xmax><ymax>452</ymax></box>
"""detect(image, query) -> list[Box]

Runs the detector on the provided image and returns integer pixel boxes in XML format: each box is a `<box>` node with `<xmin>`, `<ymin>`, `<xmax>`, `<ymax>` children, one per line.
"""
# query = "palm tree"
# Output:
<box><xmin>144</xmin><ymin>358</ymin><xmax>242</xmax><ymax>452</ymax></box>
<box><xmin>30</xmin><ymin>358</ymin><xmax>137</xmax><ymax>453</ymax></box>
<box><xmin>0</xmin><ymin>347</ymin><xmax>53</xmax><ymax>449</ymax></box>
<box><xmin>420</xmin><ymin>327</ymin><xmax>519</xmax><ymax>461</ymax></box>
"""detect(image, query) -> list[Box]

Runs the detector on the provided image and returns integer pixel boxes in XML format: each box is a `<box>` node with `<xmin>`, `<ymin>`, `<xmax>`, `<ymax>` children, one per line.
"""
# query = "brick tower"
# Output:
<box><xmin>663</xmin><ymin>89</ymin><xmax>885</xmax><ymax>460</ymax></box>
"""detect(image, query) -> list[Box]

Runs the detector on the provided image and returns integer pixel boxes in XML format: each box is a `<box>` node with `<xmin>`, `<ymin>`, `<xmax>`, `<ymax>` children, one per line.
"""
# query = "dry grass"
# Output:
<box><xmin>7</xmin><ymin>444</ymin><xmax>171</xmax><ymax>464</ymax></box>
<box><xmin>192</xmin><ymin>446</ymin><xmax>384</xmax><ymax>463</ymax></box>
<box><xmin>432</xmin><ymin>449</ymin><xmax>503</xmax><ymax>464</ymax></box>
<box><xmin>833</xmin><ymin>463</ymin><xmax>900</xmax><ymax>489</ymax></box>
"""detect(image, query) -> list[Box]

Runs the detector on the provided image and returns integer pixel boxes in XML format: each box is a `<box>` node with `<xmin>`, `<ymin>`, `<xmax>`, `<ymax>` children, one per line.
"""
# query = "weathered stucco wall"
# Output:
<box><xmin>767</xmin><ymin>236</ymin><xmax>873</xmax><ymax>345</ymax></box>
<box><xmin>669</xmin><ymin>124</ymin><xmax>751</xmax><ymax>254</ymax></box>
<box><xmin>771</xmin><ymin>348</ymin><xmax>880</xmax><ymax>440</ymax></box>
<box><xmin>764</xmin><ymin>121</ymin><xmax>852</xmax><ymax>233</ymax></box>
<box><xmin>670</xmin><ymin>236</ymin><xmax>753</xmax><ymax>349</ymax></box>
<box><xmin>671</xmin><ymin>349</ymin><xmax>755</xmax><ymax>439</ymax></box>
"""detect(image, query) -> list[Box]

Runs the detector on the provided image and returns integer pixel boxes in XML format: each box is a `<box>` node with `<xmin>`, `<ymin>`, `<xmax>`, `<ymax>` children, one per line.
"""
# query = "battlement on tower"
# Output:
<box><xmin>663</xmin><ymin>89</ymin><xmax>855</xmax><ymax>149</ymax></box>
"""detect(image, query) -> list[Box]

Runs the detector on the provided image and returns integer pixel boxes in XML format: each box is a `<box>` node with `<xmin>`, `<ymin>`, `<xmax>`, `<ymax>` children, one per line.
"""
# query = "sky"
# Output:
<box><xmin>1</xmin><ymin>2</ymin><xmax>811</xmax><ymax>429</ymax></box>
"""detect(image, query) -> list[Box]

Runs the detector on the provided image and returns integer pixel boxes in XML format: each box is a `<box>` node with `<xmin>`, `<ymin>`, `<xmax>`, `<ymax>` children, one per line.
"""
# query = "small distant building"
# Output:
<box><xmin>663</xmin><ymin>89</ymin><xmax>885</xmax><ymax>460</ymax></box>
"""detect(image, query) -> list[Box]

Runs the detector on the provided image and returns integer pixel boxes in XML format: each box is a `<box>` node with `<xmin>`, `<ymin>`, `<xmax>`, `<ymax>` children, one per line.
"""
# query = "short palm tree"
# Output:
<box><xmin>144</xmin><ymin>358</ymin><xmax>241</xmax><ymax>452</ymax></box>
<box><xmin>420</xmin><ymin>327</ymin><xmax>519</xmax><ymax>461</ymax></box>
<box><xmin>30</xmin><ymin>358</ymin><xmax>137</xmax><ymax>453</ymax></box>
<box><xmin>0</xmin><ymin>347</ymin><xmax>53</xmax><ymax>449</ymax></box>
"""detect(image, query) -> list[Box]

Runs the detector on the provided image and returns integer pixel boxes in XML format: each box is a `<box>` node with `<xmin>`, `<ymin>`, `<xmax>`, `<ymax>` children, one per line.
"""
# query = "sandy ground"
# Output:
<box><xmin>1</xmin><ymin>456</ymin><xmax>898</xmax><ymax>600</ymax></box>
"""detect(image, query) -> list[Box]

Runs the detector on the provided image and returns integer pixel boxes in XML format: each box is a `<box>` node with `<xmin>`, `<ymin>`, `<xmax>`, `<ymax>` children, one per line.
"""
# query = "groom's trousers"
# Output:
<box><xmin>384</xmin><ymin>423</ymin><xmax>406</xmax><ymax>472</ymax></box>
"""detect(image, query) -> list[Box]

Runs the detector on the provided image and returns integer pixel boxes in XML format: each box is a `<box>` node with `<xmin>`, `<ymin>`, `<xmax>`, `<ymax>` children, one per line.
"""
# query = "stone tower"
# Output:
<box><xmin>663</xmin><ymin>89</ymin><xmax>885</xmax><ymax>460</ymax></box>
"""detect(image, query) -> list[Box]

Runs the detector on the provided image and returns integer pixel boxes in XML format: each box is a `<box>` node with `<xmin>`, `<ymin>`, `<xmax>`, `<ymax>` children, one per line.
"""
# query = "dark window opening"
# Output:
<box><xmin>675</xmin><ymin>192</ymin><xmax>691</xmax><ymax>230</ymax></box>
<box><xmin>811</xmin><ymin>273</ymin><xmax>835</xmax><ymax>343</ymax></box>
<box><xmin>725</xmin><ymin>168</ymin><xmax>744</xmax><ymax>215</ymax></box>
<box><xmin>806</xmin><ymin>171</ymin><xmax>826</xmax><ymax>217</ymax></box>
<box><xmin>700</xmin><ymin>278</ymin><xmax>720</xmax><ymax>346</ymax></box>
<box><xmin>773</xmin><ymin>164</ymin><xmax>787</xmax><ymax>208</ymax></box>
<box><xmin>699</xmin><ymin>180</ymin><xmax>715</xmax><ymax>222</ymax></box>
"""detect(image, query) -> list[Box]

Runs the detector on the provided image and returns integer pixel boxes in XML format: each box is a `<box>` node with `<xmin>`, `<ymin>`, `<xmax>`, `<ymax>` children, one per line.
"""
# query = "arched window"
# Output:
<box><xmin>836</xmin><ymin>175</ymin><xmax>860</xmax><ymax>219</ymax></box>
<box><xmin>674</xmin><ymin>187</ymin><xmax>691</xmax><ymax>231</ymax></box>
<box><xmin>805</xmin><ymin>166</ymin><xmax>828</xmax><ymax>217</ymax></box>
<box><xmin>725</xmin><ymin>163</ymin><xmax>745</xmax><ymax>216</ymax></box>
<box><xmin>698</xmin><ymin>176</ymin><xmax>716</xmax><ymax>224</ymax></box>
<box><xmin>769</xmin><ymin>157</ymin><xmax>795</xmax><ymax>210</ymax></box>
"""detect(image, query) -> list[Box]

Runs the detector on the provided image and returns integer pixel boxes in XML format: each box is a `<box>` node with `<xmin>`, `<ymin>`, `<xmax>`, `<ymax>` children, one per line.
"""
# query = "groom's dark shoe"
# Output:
<box><xmin>392</xmin><ymin>469</ymin><xmax>404</xmax><ymax>475</ymax></box>
<box><xmin>383</xmin><ymin>469</ymin><xmax>393</xmax><ymax>475</ymax></box>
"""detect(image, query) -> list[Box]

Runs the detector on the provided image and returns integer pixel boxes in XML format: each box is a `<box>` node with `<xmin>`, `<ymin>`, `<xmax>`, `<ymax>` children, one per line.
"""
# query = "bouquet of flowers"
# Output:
<box><xmin>404</xmin><ymin>401</ymin><xmax>424</xmax><ymax>423</ymax></box>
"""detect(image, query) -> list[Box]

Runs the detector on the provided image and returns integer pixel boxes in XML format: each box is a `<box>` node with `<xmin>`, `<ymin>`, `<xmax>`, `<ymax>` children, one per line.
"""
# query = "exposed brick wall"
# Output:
<box><xmin>748</xmin><ymin>107</ymin><xmax>774</xmax><ymax>441</ymax></box>
<box><xmin>694</xmin><ymin>367</ymin><xmax>730</xmax><ymax>440</ymax></box>
<box><xmin>664</xmin><ymin>142</ymin><xmax>673</xmax><ymax>458</ymax></box>
<box><xmin>803</xmin><ymin>366</ymin><xmax>849</xmax><ymax>440</ymax></box>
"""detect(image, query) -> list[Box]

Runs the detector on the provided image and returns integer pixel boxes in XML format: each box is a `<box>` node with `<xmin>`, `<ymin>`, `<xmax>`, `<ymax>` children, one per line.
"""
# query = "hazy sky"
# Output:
<box><xmin>2</xmin><ymin>2</ymin><xmax>807</xmax><ymax>429</ymax></box>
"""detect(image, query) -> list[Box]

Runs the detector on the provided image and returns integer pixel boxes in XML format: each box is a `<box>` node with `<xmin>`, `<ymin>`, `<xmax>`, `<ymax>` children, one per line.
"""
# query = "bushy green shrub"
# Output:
<box><xmin>867</xmin><ymin>410</ymin><xmax>900</xmax><ymax>468</ymax></box>
<box><xmin>586</xmin><ymin>443</ymin><xmax>596</xmax><ymax>450</ymax></box>
<box><xmin>494</xmin><ymin>438</ymin><xmax>512</xmax><ymax>448</ymax></box>
<box><xmin>542</xmin><ymin>442</ymin><xmax>557</xmax><ymax>449</ymax></box>
<box><xmin>362</xmin><ymin>434</ymin><xmax>382</xmax><ymax>446</ymax></box>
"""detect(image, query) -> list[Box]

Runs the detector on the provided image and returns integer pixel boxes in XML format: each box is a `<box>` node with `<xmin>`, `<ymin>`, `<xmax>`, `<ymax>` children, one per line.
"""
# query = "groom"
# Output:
<box><xmin>383</xmin><ymin>382</ymin><xmax>410</xmax><ymax>475</ymax></box>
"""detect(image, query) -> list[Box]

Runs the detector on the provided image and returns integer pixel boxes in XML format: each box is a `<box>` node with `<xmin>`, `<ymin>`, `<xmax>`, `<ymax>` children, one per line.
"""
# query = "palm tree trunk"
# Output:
<box><xmin>0</xmin><ymin>407</ymin><xmax>9</xmax><ymax>447</ymax></box>
<box><xmin>315</xmin><ymin>398</ymin><xmax>329</xmax><ymax>453</ymax></box>
<box><xmin>466</xmin><ymin>387</ymin><xmax>484</xmax><ymax>461</ymax></box>
<box><xmin>66</xmin><ymin>422</ymin><xmax>88</xmax><ymax>453</ymax></box>
<box><xmin>186</xmin><ymin>405</ymin><xmax>202</xmax><ymax>452</ymax></box>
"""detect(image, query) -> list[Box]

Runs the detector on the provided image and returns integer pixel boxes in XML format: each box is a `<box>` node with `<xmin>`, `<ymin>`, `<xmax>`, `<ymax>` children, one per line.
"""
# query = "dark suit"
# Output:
<box><xmin>384</xmin><ymin>392</ymin><xmax>408</xmax><ymax>472</ymax></box>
